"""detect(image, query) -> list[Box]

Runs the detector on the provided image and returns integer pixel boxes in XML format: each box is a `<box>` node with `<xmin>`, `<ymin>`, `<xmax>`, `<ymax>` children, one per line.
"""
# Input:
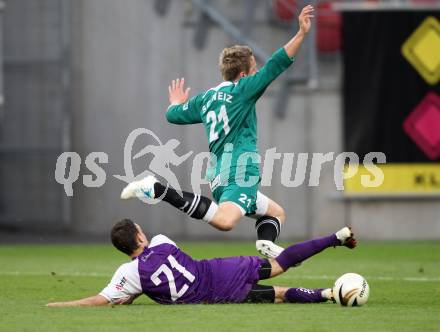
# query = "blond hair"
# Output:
<box><xmin>219</xmin><ymin>45</ymin><xmax>253</xmax><ymax>81</ymax></box>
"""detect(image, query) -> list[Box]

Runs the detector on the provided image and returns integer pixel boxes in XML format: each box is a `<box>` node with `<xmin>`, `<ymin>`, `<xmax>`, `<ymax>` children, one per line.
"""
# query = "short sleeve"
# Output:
<box><xmin>149</xmin><ymin>234</ymin><xmax>178</xmax><ymax>248</ymax></box>
<box><xmin>99</xmin><ymin>261</ymin><xmax>142</xmax><ymax>304</ymax></box>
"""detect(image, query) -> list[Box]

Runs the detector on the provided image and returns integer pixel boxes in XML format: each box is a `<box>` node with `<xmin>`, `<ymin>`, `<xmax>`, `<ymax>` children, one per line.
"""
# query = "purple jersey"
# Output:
<box><xmin>100</xmin><ymin>235</ymin><xmax>265</xmax><ymax>305</ymax></box>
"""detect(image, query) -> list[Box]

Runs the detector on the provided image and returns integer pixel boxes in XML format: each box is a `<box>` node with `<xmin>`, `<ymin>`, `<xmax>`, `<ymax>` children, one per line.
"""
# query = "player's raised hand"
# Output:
<box><xmin>168</xmin><ymin>78</ymin><xmax>191</xmax><ymax>105</ymax></box>
<box><xmin>298</xmin><ymin>5</ymin><xmax>314</xmax><ymax>35</ymax></box>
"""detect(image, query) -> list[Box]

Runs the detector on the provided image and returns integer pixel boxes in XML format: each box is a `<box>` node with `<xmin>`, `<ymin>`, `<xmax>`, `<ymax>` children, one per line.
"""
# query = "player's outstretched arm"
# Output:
<box><xmin>237</xmin><ymin>5</ymin><xmax>314</xmax><ymax>100</ymax></box>
<box><xmin>46</xmin><ymin>294</ymin><xmax>110</xmax><ymax>307</ymax></box>
<box><xmin>283</xmin><ymin>5</ymin><xmax>314</xmax><ymax>58</ymax></box>
<box><xmin>166</xmin><ymin>78</ymin><xmax>203</xmax><ymax>125</ymax></box>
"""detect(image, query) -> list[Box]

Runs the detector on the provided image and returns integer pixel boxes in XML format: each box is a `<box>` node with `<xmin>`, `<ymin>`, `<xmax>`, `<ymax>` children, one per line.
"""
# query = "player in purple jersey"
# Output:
<box><xmin>47</xmin><ymin>219</ymin><xmax>356</xmax><ymax>307</ymax></box>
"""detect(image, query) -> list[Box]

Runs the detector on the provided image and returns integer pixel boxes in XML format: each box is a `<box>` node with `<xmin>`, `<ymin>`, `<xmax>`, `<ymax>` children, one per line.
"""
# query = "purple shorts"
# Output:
<box><xmin>204</xmin><ymin>256</ymin><xmax>266</xmax><ymax>304</ymax></box>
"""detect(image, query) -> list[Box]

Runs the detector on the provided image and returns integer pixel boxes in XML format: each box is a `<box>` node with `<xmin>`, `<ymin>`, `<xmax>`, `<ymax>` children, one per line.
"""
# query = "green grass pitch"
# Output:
<box><xmin>1</xmin><ymin>240</ymin><xmax>439</xmax><ymax>332</ymax></box>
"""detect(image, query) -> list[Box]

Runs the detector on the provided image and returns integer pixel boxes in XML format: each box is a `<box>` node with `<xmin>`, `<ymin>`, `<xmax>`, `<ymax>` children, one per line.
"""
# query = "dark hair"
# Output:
<box><xmin>111</xmin><ymin>219</ymin><xmax>139</xmax><ymax>255</ymax></box>
<box><xmin>219</xmin><ymin>45</ymin><xmax>253</xmax><ymax>81</ymax></box>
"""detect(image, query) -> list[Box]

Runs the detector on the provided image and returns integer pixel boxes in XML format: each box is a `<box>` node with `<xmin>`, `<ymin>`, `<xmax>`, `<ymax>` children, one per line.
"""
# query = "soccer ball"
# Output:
<box><xmin>332</xmin><ymin>273</ymin><xmax>369</xmax><ymax>307</ymax></box>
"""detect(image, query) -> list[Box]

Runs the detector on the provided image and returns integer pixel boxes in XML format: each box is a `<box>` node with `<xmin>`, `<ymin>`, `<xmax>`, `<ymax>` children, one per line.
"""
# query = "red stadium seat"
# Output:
<box><xmin>273</xmin><ymin>0</ymin><xmax>297</xmax><ymax>21</ymax></box>
<box><xmin>316</xmin><ymin>1</ymin><xmax>342</xmax><ymax>53</ymax></box>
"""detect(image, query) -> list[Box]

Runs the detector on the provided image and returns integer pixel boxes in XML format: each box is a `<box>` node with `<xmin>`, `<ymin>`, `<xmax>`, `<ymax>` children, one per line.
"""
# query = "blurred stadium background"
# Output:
<box><xmin>0</xmin><ymin>0</ymin><xmax>439</xmax><ymax>243</ymax></box>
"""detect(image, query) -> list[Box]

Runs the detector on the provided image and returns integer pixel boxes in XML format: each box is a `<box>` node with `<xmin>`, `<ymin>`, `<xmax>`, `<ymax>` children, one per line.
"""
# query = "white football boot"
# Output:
<box><xmin>120</xmin><ymin>175</ymin><xmax>158</xmax><ymax>200</ymax></box>
<box><xmin>335</xmin><ymin>226</ymin><xmax>357</xmax><ymax>248</ymax></box>
<box><xmin>255</xmin><ymin>240</ymin><xmax>285</xmax><ymax>258</ymax></box>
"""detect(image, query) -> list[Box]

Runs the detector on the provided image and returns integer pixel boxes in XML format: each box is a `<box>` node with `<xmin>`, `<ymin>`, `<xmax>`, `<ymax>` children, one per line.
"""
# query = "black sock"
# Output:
<box><xmin>255</xmin><ymin>216</ymin><xmax>280</xmax><ymax>242</ymax></box>
<box><xmin>154</xmin><ymin>183</ymin><xmax>217</xmax><ymax>221</ymax></box>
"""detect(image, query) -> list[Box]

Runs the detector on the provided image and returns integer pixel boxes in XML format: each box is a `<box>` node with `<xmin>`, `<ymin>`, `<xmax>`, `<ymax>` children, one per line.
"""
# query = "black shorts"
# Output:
<box><xmin>242</xmin><ymin>259</ymin><xmax>275</xmax><ymax>303</ymax></box>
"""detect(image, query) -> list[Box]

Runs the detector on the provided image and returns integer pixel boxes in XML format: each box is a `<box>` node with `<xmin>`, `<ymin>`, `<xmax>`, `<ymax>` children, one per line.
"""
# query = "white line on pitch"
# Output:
<box><xmin>0</xmin><ymin>271</ymin><xmax>439</xmax><ymax>282</ymax></box>
<box><xmin>0</xmin><ymin>271</ymin><xmax>109</xmax><ymax>277</ymax></box>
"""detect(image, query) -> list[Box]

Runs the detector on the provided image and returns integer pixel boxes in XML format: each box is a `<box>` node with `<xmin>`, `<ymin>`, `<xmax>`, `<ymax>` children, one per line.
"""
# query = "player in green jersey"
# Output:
<box><xmin>121</xmin><ymin>5</ymin><xmax>314</xmax><ymax>258</ymax></box>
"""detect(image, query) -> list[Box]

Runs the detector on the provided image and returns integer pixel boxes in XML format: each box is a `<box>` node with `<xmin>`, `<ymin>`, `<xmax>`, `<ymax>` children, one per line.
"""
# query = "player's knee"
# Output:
<box><xmin>212</xmin><ymin>212</ymin><xmax>238</xmax><ymax>231</ymax></box>
<box><xmin>212</xmin><ymin>202</ymin><xmax>243</xmax><ymax>231</ymax></box>
<box><xmin>216</xmin><ymin>219</ymin><xmax>237</xmax><ymax>231</ymax></box>
<box><xmin>278</xmin><ymin>207</ymin><xmax>286</xmax><ymax>224</ymax></box>
<box><xmin>267</xmin><ymin>200</ymin><xmax>286</xmax><ymax>224</ymax></box>
<box><xmin>274</xmin><ymin>205</ymin><xmax>286</xmax><ymax>224</ymax></box>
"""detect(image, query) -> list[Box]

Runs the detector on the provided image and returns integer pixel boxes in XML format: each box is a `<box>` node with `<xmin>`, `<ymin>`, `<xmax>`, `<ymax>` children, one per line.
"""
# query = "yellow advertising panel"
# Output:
<box><xmin>344</xmin><ymin>163</ymin><xmax>440</xmax><ymax>194</ymax></box>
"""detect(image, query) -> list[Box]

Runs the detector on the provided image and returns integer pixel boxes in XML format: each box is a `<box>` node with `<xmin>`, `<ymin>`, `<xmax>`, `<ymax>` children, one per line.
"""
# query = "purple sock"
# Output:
<box><xmin>275</xmin><ymin>234</ymin><xmax>340</xmax><ymax>271</ymax></box>
<box><xmin>285</xmin><ymin>288</ymin><xmax>327</xmax><ymax>303</ymax></box>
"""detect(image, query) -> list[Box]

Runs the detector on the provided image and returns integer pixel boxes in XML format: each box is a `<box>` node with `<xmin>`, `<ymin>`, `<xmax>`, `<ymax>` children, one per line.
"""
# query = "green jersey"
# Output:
<box><xmin>166</xmin><ymin>48</ymin><xmax>294</xmax><ymax>186</ymax></box>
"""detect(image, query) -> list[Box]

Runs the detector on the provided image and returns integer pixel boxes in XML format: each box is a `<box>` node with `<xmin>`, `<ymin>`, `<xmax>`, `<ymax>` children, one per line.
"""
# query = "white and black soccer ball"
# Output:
<box><xmin>333</xmin><ymin>273</ymin><xmax>370</xmax><ymax>307</ymax></box>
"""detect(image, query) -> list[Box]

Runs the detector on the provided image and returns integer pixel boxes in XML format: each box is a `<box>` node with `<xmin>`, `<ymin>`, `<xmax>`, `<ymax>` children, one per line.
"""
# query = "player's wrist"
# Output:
<box><xmin>169</xmin><ymin>99</ymin><xmax>183</xmax><ymax>106</ymax></box>
<box><xmin>169</xmin><ymin>97</ymin><xmax>188</xmax><ymax>106</ymax></box>
<box><xmin>296</xmin><ymin>29</ymin><xmax>307</xmax><ymax>38</ymax></box>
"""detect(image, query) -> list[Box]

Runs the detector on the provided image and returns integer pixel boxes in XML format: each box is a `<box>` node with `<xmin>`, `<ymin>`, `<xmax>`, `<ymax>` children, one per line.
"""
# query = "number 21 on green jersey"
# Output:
<box><xmin>206</xmin><ymin>105</ymin><xmax>230</xmax><ymax>143</ymax></box>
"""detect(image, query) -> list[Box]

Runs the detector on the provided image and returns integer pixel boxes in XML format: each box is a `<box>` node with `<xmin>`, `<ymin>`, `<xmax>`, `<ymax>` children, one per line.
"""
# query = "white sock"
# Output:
<box><xmin>321</xmin><ymin>288</ymin><xmax>333</xmax><ymax>300</ymax></box>
<box><xmin>202</xmin><ymin>202</ymin><xmax>218</xmax><ymax>223</ymax></box>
